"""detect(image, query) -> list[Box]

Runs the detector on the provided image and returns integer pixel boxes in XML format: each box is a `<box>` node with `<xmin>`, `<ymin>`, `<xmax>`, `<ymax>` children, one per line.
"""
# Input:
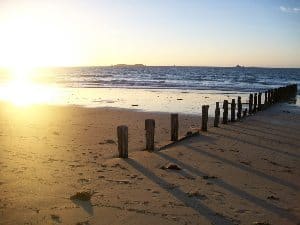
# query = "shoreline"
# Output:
<box><xmin>0</xmin><ymin>87</ymin><xmax>255</xmax><ymax>115</ymax></box>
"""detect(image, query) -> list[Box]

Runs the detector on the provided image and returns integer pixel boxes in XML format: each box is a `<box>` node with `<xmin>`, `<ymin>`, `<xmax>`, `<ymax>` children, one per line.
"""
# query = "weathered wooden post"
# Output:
<box><xmin>222</xmin><ymin>100</ymin><xmax>228</xmax><ymax>124</ymax></box>
<box><xmin>286</xmin><ymin>85</ymin><xmax>289</xmax><ymax>100</ymax></box>
<box><xmin>264</xmin><ymin>91</ymin><xmax>268</xmax><ymax>109</ymax></box>
<box><xmin>231</xmin><ymin>99</ymin><xmax>236</xmax><ymax>122</ymax></box>
<box><xmin>258</xmin><ymin>92</ymin><xmax>262</xmax><ymax>111</ymax></box>
<box><xmin>237</xmin><ymin>96</ymin><xmax>242</xmax><ymax>120</ymax></box>
<box><xmin>285</xmin><ymin>85</ymin><xmax>288</xmax><ymax>99</ymax></box>
<box><xmin>274</xmin><ymin>88</ymin><xmax>277</xmax><ymax>103</ymax></box>
<box><xmin>214</xmin><ymin>102</ymin><xmax>220</xmax><ymax>127</ymax></box>
<box><xmin>254</xmin><ymin>93</ymin><xmax>257</xmax><ymax>113</ymax></box>
<box><xmin>267</xmin><ymin>90</ymin><xmax>271</xmax><ymax>105</ymax></box>
<box><xmin>293</xmin><ymin>84</ymin><xmax>298</xmax><ymax>99</ymax></box>
<box><xmin>278</xmin><ymin>87</ymin><xmax>283</xmax><ymax>102</ymax></box>
<box><xmin>117</xmin><ymin>125</ymin><xmax>128</xmax><ymax>158</ymax></box>
<box><xmin>171</xmin><ymin>113</ymin><xmax>178</xmax><ymax>141</ymax></box>
<box><xmin>284</xmin><ymin>85</ymin><xmax>289</xmax><ymax>101</ymax></box>
<box><xmin>243</xmin><ymin>108</ymin><xmax>247</xmax><ymax>118</ymax></box>
<box><xmin>202</xmin><ymin>105</ymin><xmax>209</xmax><ymax>131</ymax></box>
<box><xmin>249</xmin><ymin>94</ymin><xmax>253</xmax><ymax>114</ymax></box>
<box><xmin>145</xmin><ymin>119</ymin><xmax>155</xmax><ymax>151</ymax></box>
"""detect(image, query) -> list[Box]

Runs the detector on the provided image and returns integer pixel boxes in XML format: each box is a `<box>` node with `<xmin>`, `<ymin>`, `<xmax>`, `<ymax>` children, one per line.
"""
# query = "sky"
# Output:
<box><xmin>0</xmin><ymin>0</ymin><xmax>299</xmax><ymax>68</ymax></box>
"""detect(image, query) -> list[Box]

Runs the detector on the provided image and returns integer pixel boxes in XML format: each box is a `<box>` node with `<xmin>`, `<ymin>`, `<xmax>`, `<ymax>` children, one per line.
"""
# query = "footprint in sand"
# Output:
<box><xmin>77</xmin><ymin>178</ymin><xmax>90</xmax><ymax>184</ymax></box>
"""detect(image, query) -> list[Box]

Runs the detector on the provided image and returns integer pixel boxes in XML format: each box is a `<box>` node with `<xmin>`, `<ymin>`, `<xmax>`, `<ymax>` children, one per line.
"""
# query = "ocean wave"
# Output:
<box><xmin>1</xmin><ymin>66</ymin><xmax>299</xmax><ymax>94</ymax></box>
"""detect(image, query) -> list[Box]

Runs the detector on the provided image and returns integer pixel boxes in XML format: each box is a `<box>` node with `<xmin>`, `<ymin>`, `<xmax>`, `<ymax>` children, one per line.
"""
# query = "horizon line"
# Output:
<box><xmin>1</xmin><ymin>64</ymin><xmax>300</xmax><ymax>69</ymax></box>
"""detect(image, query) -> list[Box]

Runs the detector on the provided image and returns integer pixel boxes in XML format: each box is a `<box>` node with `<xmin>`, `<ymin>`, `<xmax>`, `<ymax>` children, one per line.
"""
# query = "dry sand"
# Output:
<box><xmin>0</xmin><ymin>102</ymin><xmax>299</xmax><ymax>225</ymax></box>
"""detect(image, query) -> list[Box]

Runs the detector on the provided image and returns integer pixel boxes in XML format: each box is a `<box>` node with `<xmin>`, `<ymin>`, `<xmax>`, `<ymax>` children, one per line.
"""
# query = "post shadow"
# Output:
<box><xmin>183</xmin><ymin>140</ymin><xmax>299</xmax><ymax>190</ymax></box>
<box><xmin>71</xmin><ymin>199</ymin><xmax>94</xmax><ymax>215</ymax></box>
<box><xmin>125</xmin><ymin>158</ymin><xmax>235</xmax><ymax>225</ymax></box>
<box><xmin>252</xmin><ymin>122</ymin><xmax>300</xmax><ymax>138</ymax></box>
<box><xmin>230</xmin><ymin>123</ymin><xmax>300</xmax><ymax>143</ymax></box>
<box><xmin>220</xmin><ymin>125</ymin><xmax>300</xmax><ymax>149</ymax></box>
<box><xmin>249</xmin><ymin>118</ymin><xmax>300</xmax><ymax>134</ymax></box>
<box><xmin>154</xmin><ymin>151</ymin><xmax>299</xmax><ymax>222</ymax></box>
<box><xmin>209</xmin><ymin>130</ymin><xmax>300</xmax><ymax>159</ymax></box>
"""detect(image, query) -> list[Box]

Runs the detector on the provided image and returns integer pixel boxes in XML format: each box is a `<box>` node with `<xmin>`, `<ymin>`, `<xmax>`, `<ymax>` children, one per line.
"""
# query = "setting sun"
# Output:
<box><xmin>0</xmin><ymin>78</ymin><xmax>59</xmax><ymax>106</ymax></box>
<box><xmin>0</xmin><ymin>66</ymin><xmax>59</xmax><ymax>106</ymax></box>
<box><xmin>0</xmin><ymin>2</ymin><xmax>84</xmax><ymax>68</ymax></box>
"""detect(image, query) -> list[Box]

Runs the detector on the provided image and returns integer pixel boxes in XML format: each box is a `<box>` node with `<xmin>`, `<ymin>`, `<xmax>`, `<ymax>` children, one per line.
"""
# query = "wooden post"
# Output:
<box><xmin>222</xmin><ymin>100</ymin><xmax>228</xmax><ymax>124</ymax></box>
<box><xmin>214</xmin><ymin>102</ymin><xmax>220</xmax><ymax>127</ymax></box>
<box><xmin>254</xmin><ymin>93</ymin><xmax>257</xmax><ymax>113</ymax></box>
<box><xmin>117</xmin><ymin>125</ymin><xmax>128</xmax><ymax>158</ymax></box>
<box><xmin>249</xmin><ymin>94</ymin><xmax>253</xmax><ymax>114</ymax></box>
<box><xmin>231</xmin><ymin>99</ymin><xmax>236</xmax><ymax>122</ymax></box>
<box><xmin>270</xmin><ymin>89</ymin><xmax>274</xmax><ymax>104</ymax></box>
<box><xmin>171</xmin><ymin>114</ymin><xmax>178</xmax><ymax>141</ymax></box>
<box><xmin>243</xmin><ymin>108</ymin><xmax>247</xmax><ymax>118</ymax></box>
<box><xmin>274</xmin><ymin>88</ymin><xmax>277</xmax><ymax>103</ymax></box>
<box><xmin>278</xmin><ymin>87</ymin><xmax>283</xmax><ymax>102</ymax></box>
<box><xmin>258</xmin><ymin>92</ymin><xmax>262</xmax><ymax>111</ymax></box>
<box><xmin>201</xmin><ymin>105</ymin><xmax>209</xmax><ymax>131</ymax></box>
<box><xmin>237</xmin><ymin>96</ymin><xmax>242</xmax><ymax>120</ymax></box>
<box><xmin>264</xmin><ymin>91</ymin><xmax>268</xmax><ymax>109</ymax></box>
<box><xmin>145</xmin><ymin>119</ymin><xmax>155</xmax><ymax>151</ymax></box>
<box><xmin>267</xmin><ymin>90</ymin><xmax>271</xmax><ymax>105</ymax></box>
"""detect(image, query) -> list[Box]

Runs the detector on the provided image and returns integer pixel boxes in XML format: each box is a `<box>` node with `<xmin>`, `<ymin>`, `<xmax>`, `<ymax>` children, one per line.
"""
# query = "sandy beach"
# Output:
<box><xmin>0</xmin><ymin>101</ymin><xmax>299</xmax><ymax>225</ymax></box>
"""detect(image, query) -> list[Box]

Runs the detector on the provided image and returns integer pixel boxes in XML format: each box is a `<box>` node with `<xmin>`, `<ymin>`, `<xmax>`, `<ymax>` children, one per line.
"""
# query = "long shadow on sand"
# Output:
<box><xmin>209</xmin><ymin>130</ymin><xmax>300</xmax><ymax>159</ymax></box>
<box><xmin>235</xmin><ymin>123</ymin><xmax>300</xmax><ymax>143</ymax></box>
<box><xmin>232</xmin><ymin>120</ymin><xmax>300</xmax><ymax>141</ymax></box>
<box><xmin>125</xmin><ymin>158</ymin><xmax>236</xmax><ymax>225</ymax></box>
<box><xmin>71</xmin><ymin>199</ymin><xmax>94</xmax><ymax>215</ymax></box>
<box><xmin>185</xmin><ymin>137</ymin><xmax>299</xmax><ymax>190</ymax></box>
<box><xmin>155</xmin><ymin>150</ymin><xmax>299</xmax><ymax>223</ymax></box>
<box><xmin>219</xmin><ymin>125</ymin><xmax>300</xmax><ymax>149</ymax></box>
<box><xmin>245</xmin><ymin>117</ymin><xmax>300</xmax><ymax>134</ymax></box>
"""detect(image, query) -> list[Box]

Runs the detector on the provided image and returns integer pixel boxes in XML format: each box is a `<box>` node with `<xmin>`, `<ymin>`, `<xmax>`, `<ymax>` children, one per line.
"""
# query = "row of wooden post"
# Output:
<box><xmin>248</xmin><ymin>84</ymin><xmax>297</xmax><ymax>114</ymax></box>
<box><xmin>117</xmin><ymin>84</ymin><xmax>297</xmax><ymax>158</ymax></box>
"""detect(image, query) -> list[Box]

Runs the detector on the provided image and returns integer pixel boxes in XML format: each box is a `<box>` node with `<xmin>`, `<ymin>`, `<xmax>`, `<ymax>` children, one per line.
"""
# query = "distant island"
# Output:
<box><xmin>112</xmin><ymin>64</ymin><xmax>146</xmax><ymax>68</ymax></box>
<box><xmin>235</xmin><ymin>64</ymin><xmax>245</xmax><ymax>68</ymax></box>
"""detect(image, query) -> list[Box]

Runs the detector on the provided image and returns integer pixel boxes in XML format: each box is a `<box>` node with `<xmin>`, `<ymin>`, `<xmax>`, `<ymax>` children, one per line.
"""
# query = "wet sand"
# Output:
<box><xmin>0</xmin><ymin>102</ymin><xmax>299</xmax><ymax>225</ymax></box>
<box><xmin>0</xmin><ymin>86</ymin><xmax>251</xmax><ymax>115</ymax></box>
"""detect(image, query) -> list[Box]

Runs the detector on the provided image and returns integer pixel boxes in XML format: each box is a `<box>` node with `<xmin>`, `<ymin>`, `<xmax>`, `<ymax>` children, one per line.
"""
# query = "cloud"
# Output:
<box><xmin>280</xmin><ymin>6</ymin><xmax>300</xmax><ymax>13</ymax></box>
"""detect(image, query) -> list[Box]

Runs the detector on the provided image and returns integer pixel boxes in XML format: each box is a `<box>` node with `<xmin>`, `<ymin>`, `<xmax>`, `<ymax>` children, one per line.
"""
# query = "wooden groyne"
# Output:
<box><xmin>116</xmin><ymin>84</ymin><xmax>297</xmax><ymax>158</ymax></box>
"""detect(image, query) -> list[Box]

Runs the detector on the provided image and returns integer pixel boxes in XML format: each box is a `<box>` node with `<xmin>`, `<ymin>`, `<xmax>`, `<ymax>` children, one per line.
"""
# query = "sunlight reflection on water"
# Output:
<box><xmin>0</xmin><ymin>79</ymin><xmax>60</xmax><ymax>106</ymax></box>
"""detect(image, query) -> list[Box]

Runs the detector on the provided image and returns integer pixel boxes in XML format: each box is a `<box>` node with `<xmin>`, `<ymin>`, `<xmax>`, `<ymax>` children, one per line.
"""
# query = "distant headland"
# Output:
<box><xmin>112</xmin><ymin>64</ymin><xmax>146</xmax><ymax>68</ymax></box>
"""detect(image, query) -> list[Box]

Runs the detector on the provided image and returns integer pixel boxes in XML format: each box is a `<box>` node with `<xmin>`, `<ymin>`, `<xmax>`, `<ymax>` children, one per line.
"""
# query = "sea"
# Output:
<box><xmin>31</xmin><ymin>66</ymin><xmax>300</xmax><ymax>91</ymax></box>
<box><xmin>0</xmin><ymin>66</ymin><xmax>299</xmax><ymax>114</ymax></box>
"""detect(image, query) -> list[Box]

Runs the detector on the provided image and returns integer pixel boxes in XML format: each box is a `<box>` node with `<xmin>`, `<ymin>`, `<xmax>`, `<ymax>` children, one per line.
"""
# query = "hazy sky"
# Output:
<box><xmin>0</xmin><ymin>0</ymin><xmax>299</xmax><ymax>67</ymax></box>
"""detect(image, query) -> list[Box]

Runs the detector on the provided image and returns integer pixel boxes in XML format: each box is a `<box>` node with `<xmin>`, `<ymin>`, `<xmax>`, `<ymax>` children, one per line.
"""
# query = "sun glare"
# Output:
<box><xmin>0</xmin><ymin>66</ymin><xmax>59</xmax><ymax>106</ymax></box>
<box><xmin>0</xmin><ymin>5</ymin><xmax>84</xmax><ymax>69</ymax></box>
